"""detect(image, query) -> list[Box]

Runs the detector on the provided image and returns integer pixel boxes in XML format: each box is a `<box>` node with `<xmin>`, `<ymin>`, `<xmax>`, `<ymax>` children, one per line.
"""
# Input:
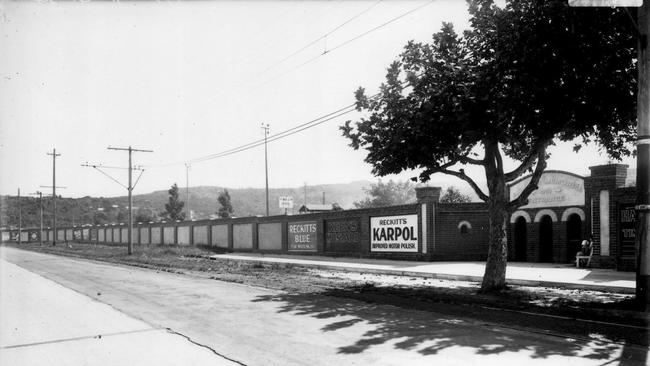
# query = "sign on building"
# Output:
<box><xmin>568</xmin><ymin>0</ymin><xmax>642</xmax><ymax>6</ymax></box>
<box><xmin>326</xmin><ymin>218</ymin><xmax>361</xmax><ymax>252</ymax></box>
<box><xmin>508</xmin><ymin>171</ymin><xmax>585</xmax><ymax>209</ymax></box>
<box><xmin>279</xmin><ymin>196</ymin><xmax>294</xmax><ymax>209</ymax></box>
<box><xmin>370</xmin><ymin>214</ymin><xmax>418</xmax><ymax>252</ymax></box>
<box><xmin>619</xmin><ymin>203</ymin><xmax>636</xmax><ymax>258</ymax></box>
<box><xmin>288</xmin><ymin>221</ymin><xmax>317</xmax><ymax>251</ymax></box>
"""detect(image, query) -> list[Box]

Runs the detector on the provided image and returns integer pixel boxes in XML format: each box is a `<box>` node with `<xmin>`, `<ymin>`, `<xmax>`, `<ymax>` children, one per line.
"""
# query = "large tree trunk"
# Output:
<box><xmin>481</xmin><ymin>197</ymin><xmax>509</xmax><ymax>292</ymax></box>
<box><xmin>480</xmin><ymin>141</ymin><xmax>509</xmax><ymax>292</ymax></box>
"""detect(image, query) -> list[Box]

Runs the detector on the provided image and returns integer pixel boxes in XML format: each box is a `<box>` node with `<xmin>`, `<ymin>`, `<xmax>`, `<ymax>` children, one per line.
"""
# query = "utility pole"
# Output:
<box><xmin>41</xmin><ymin>186</ymin><xmax>67</xmax><ymax>245</ymax></box>
<box><xmin>185</xmin><ymin>163</ymin><xmax>191</xmax><ymax>220</ymax></box>
<box><xmin>637</xmin><ymin>1</ymin><xmax>650</xmax><ymax>308</ymax></box>
<box><xmin>47</xmin><ymin>149</ymin><xmax>60</xmax><ymax>245</ymax></box>
<box><xmin>569</xmin><ymin>0</ymin><xmax>648</xmax><ymax>306</ymax></box>
<box><xmin>261</xmin><ymin>123</ymin><xmax>270</xmax><ymax>216</ymax></box>
<box><xmin>17</xmin><ymin>188</ymin><xmax>21</xmax><ymax>245</ymax></box>
<box><xmin>31</xmin><ymin>191</ymin><xmax>43</xmax><ymax>245</ymax></box>
<box><xmin>106</xmin><ymin>146</ymin><xmax>153</xmax><ymax>255</ymax></box>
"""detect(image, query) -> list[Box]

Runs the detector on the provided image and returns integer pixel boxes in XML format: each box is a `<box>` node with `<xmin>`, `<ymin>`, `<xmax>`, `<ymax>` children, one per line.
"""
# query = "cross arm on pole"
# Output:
<box><xmin>108</xmin><ymin>146</ymin><xmax>154</xmax><ymax>153</ymax></box>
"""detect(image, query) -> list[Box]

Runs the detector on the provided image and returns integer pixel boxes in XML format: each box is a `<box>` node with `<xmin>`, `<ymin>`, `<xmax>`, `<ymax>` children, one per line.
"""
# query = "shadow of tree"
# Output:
<box><xmin>252</xmin><ymin>285</ymin><xmax>649</xmax><ymax>363</ymax></box>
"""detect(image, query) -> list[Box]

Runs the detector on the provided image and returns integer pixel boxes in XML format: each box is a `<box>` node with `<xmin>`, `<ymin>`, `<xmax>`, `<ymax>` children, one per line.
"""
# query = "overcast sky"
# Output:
<box><xmin>0</xmin><ymin>0</ymin><xmax>635</xmax><ymax>198</ymax></box>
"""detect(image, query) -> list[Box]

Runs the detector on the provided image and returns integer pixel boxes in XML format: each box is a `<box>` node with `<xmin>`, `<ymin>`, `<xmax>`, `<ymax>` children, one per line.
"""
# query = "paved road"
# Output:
<box><xmin>0</xmin><ymin>256</ymin><xmax>239</xmax><ymax>366</ymax></box>
<box><xmin>1</xmin><ymin>247</ymin><xmax>648</xmax><ymax>365</ymax></box>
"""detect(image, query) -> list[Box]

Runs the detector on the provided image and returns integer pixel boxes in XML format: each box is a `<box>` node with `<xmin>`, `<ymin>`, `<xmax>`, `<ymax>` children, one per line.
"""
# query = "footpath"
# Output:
<box><xmin>212</xmin><ymin>252</ymin><xmax>636</xmax><ymax>293</ymax></box>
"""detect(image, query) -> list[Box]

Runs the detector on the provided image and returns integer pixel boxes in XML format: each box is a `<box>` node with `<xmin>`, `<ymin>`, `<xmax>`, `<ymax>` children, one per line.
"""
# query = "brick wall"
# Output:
<box><xmin>434</xmin><ymin>203</ymin><xmax>489</xmax><ymax>261</ymax></box>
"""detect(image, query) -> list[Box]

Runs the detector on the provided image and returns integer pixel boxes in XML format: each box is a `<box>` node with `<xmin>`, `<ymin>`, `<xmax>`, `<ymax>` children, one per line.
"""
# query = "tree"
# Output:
<box><xmin>341</xmin><ymin>0</ymin><xmax>636</xmax><ymax>292</ymax></box>
<box><xmin>93</xmin><ymin>211</ymin><xmax>109</xmax><ymax>225</ymax></box>
<box><xmin>164</xmin><ymin>183</ymin><xmax>186</xmax><ymax>221</ymax></box>
<box><xmin>440</xmin><ymin>187</ymin><xmax>472</xmax><ymax>204</ymax></box>
<box><xmin>134</xmin><ymin>207</ymin><xmax>155</xmax><ymax>223</ymax></box>
<box><xmin>354</xmin><ymin>179</ymin><xmax>416</xmax><ymax>208</ymax></box>
<box><xmin>116</xmin><ymin>210</ymin><xmax>127</xmax><ymax>223</ymax></box>
<box><xmin>217</xmin><ymin>189</ymin><xmax>234</xmax><ymax>218</ymax></box>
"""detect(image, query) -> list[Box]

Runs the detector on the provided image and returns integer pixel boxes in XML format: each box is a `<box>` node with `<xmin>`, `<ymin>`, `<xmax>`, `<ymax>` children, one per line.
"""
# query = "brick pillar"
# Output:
<box><xmin>585</xmin><ymin>164</ymin><xmax>628</xmax><ymax>268</ymax></box>
<box><xmin>416</xmin><ymin>187</ymin><xmax>441</xmax><ymax>258</ymax></box>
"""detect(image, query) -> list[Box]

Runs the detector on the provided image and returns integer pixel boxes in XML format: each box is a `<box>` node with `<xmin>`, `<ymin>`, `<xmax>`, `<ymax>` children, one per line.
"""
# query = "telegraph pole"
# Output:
<box><xmin>261</xmin><ymin>123</ymin><xmax>270</xmax><ymax>216</ymax></box>
<box><xmin>185</xmin><ymin>163</ymin><xmax>191</xmax><ymax>220</ymax></box>
<box><xmin>637</xmin><ymin>1</ymin><xmax>650</xmax><ymax>308</ymax></box>
<box><xmin>47</xmin><ymin>149</ymin><xmax>60</xmax><ymax>245</ymax></box>
<box><xmin>106</xmin><ymin>146</ymin><xmax>153</xmax><ymax>255</ymax></box>
<box><xmin>31</xmin><ymin>191</ymin><xmax>43</xmax><ymax>245</ymax></box>
<box><xmin>17</xmin><ymin>188</ymin><xmax>21</xmax><ymax>245</ymax></box>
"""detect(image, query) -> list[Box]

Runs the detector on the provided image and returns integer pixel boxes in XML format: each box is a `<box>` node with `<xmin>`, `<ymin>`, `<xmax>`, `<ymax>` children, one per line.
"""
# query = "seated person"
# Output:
<box><xmin>577</xmin><ymin>236</ymin><xmax>593</xmax><ymax>256</ymax></box>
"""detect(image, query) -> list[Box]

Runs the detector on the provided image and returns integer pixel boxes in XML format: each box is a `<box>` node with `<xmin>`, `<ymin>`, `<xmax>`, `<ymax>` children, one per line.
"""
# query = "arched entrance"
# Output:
<box><xmin>566</xmin><ymin>213</ymin><xmax>582</xmax><ymax>262</ymax></box>
<box><xmin>539</xmin><ymin>215</ymin><xmax>554</xmax><ymax>262</ymax></box>
<box><xmin>514</xmin><ymin>217</ymin><xmax>527</xmax><ymax>261</ymax></box>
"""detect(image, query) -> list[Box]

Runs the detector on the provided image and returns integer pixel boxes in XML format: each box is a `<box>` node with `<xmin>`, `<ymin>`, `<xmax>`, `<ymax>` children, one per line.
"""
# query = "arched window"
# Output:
<box><xmin>458</xmin><ymin>221</ymin><xmax>472</xmax><ymax>234</ymax></box>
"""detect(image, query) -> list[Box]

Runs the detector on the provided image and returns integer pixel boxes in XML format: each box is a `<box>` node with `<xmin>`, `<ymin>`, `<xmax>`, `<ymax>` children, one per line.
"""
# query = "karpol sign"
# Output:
<box><xmin>370</xmin><ymin>214</ymin><xmax>418</xmax><ymax>252</ymax></box>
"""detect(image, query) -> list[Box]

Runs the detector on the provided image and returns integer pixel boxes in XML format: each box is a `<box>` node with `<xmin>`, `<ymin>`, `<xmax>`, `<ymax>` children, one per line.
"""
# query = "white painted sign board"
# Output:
<box><xmin>370</xmin><ymin>214</ymin><xmax>418</xmax><ymax>252</ymax></box>
<box><xmin>279</xmin><ymin>196</ymin><xmax>294</xmax><ymax>209</ymax></box>
<box><xmin>509</xmin><ymin>171</ymin><xmax>585</xmax><ymax>209</ymax></box>
<box><xmin>568</xmin><ymin>0</ymin><xmax>642</xmax><ymax>6</ymax></box>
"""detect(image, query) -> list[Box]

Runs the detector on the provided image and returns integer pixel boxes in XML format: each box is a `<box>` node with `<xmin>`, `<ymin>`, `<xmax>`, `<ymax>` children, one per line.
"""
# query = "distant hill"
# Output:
<box><xmin>0</xmin><ymin>181</ymin><xmax>372</xmax><ymax>228</ymax></box>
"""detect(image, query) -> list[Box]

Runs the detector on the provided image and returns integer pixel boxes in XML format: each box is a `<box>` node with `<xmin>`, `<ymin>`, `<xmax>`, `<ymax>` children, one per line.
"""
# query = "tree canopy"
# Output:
<box><xmin>342</xmin><ymin>0</ymin><xmax>636</xmax><ymax>291</ymax></box>
<box><xmin>164</xmin><ymin>183</ymin><xmax>186</xmax><ymax>221</ymax></box>
<box><xmin>440</xmin><ymin>187</ymin><xmax>472</xmax><ymax>204</ymax></box>
<box><xmin>354</xmin><ymin>179</ymin><xmax>416</xmax><ymax>209</ymax></box>
<box><xmin>217</xmin><ymin>189</ymin><xmax>234</xmax><ymax>218</ymax></box>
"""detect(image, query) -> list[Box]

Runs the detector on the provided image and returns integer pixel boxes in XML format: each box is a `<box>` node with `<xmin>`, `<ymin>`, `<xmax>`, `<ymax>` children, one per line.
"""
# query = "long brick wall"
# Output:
<box><xmin>2</xmin><ymin>166</ymin><xmax>640</xmax><ymax>270</ymax></box>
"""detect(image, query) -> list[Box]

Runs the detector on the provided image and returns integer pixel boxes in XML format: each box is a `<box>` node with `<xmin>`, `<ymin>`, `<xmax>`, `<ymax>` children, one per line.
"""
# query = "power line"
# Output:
<box><xmin>147</xmin><ymin>105</ymin><xmax>356</xmax><ymax>169</ymax></box>
<box><xmin>327</xmin><ymin>0</ymin><xmax>435</xmax><ymax>54</ymax></box>
<box><xmin>251</xmin><ymin>0</ymin><xmax>435</xmax><ymax>90</ymax></box>
<box><xmin>82</xmin><ymin>164</ymin><xmax>128</xmax><ymax>189</ymax></box>
<box><xmin>257</xmin><ymin>0</ymin><xmax>383</xmax><ymax>76</ymax></box>
<box><xmin>145</xmin><ymin>77</ymin><xmax>414</xmax><ymax>168</ymax></box>
<box><xmin>146</xmin><ymin>103</ymin><xmax>358</xmax><ymax>168</ymax></box>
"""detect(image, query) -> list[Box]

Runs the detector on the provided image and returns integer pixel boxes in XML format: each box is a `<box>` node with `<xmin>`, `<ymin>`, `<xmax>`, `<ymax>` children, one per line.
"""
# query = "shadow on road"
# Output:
<box><xmin>252</xmin><ymin>285</ymin><xmax>649</xmax><ymax>363</ymax></box>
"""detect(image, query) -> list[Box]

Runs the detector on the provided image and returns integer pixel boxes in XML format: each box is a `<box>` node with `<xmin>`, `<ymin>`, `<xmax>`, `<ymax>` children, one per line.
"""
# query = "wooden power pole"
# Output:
<box><xmin>107</xmin><ymin>146</ymin><xmax>153</xmax><ymax>255</ymax></box>
<box><xmin>46</xmin><ymin>149</ymin><xmax>60</xmax><ymax>245</ymax></box>
<box><xmin>636</xmin><ymin>1</ymin><xmax>650</xmax><ymax>308</ymax></box>
<box><xmin>261</xmin><ymin>123</ymin><xmax>270</xmax><ymax>216</ymax></box>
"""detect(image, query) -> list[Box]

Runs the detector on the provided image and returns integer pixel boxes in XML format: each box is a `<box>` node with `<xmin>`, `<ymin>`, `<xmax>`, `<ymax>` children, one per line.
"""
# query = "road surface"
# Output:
<box><xmin>1</xmin><ymin>247</ymin><xmax>648</xmax><ymax>365</ymax></box>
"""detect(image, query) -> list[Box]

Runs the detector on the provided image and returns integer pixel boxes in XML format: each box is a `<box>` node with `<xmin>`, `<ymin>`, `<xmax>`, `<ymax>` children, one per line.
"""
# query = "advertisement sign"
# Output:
<box><xmin>370</xmin><ymin>214</ymin><xmax>418</xmax><ymax>252</ymax></box>
<box><xmin>325</xmin><ymin>219</ymin><xmax>360</xmax><ymax>252</ymax></box>
<box><xmin>508</xmin><ymin>171</ymin><xmax>584</xmax><ymax>209</ymax></box>
<box><xmin>279</xmin><ymin>196</ymin><xmax>294</xmax><ymax>209</ymax></box>
<box><xmin>288</xmin><ymin>221</ymin><xmax>317</xmax><ymax>251</ymax></box>
<box><xmin>619</xmin><ymin>203</ymin><xmax>636</xmax><ymax>257</ymax></box>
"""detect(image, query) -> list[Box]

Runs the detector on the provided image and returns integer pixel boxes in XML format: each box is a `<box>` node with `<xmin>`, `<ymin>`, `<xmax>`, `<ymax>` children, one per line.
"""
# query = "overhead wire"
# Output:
<box><xmin>144</xmin><ymin>77</ymin><xmax>415</xmax><ymax>168</ymax></box>
<box><xmin>91</xmin><ymin>166</ymin><xmax>128</xmax><ymax>189</ymax></box>
<box><xmin>257</xmin><ymin>0</ymin><xmax>383</xmax><ymax>76</ymax></box>
<box><xmin>143</xmin><ymin>1</ymin><xmax>433</xmax><ymax>169</ymax></box>
<box><xmin>250</xmin><ymin>0</ymin><xmax>435</xmax><ymax>90</ymax></box>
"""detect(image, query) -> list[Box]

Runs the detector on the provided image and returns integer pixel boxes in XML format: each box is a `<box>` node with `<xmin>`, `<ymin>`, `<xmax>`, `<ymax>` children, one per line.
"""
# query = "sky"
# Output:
<box><xmin>0</xmin><ymin>0</ymin><xmax>636</xmax><ymax>199</ymax></box>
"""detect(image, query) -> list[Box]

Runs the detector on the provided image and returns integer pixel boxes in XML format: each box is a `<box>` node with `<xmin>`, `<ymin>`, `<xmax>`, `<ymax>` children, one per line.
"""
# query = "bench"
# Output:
<box><xmin>575</xmin><ymin>247</ymin><xmax>594</xmax><ymax>268</ymax></box>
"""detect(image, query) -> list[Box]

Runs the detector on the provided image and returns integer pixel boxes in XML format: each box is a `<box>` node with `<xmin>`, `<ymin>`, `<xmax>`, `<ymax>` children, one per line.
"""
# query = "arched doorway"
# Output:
<box><xmin>514</xmin><ymin>217</ymin><xmax>527</xmax><ymax>261</ymax></box>
<box><xmin>539</xmin><ymin>215</ymin><xmax>554</xmax><ymax>262</ymax></box>
<box><xmin>566</xmin><ymin>213</ymin><xmax>582</xmax><ymax>262</ymax></box>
